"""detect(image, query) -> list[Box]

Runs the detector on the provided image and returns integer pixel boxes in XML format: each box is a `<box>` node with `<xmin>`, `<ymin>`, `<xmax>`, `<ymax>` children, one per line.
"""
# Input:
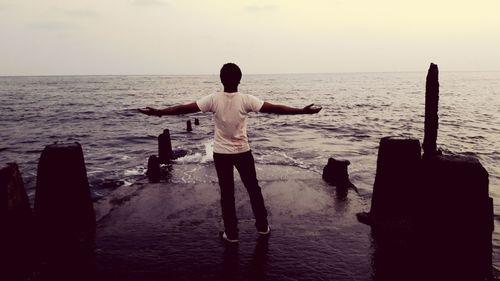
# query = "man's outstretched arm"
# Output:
<box><xmin>259</xmin><ymin>102</ymin><xmax>321</xmax><ymax>115</ymax></box>
<box><xmin>138</xmin><ymin>102</ymin><xmax>201</xmax><ymax>117</ymax></box>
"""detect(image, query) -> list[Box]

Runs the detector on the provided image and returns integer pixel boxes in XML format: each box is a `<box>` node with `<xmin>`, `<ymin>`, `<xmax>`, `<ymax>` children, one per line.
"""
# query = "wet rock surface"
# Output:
<box><xmin>94</xmin><ymin>164</ymin><xmax>372</xmax><ymax>281</ymax></box>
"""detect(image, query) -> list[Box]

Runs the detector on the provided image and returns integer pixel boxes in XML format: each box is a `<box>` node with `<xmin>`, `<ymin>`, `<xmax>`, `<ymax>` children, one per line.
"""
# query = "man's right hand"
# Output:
<box><xmin>138</xmin><ymin>107</ymin><xmax>161</xmax><ymax>117</ymax></box>
<box><xmin>303</xmin><ymin>104</ymin><xmax>322</xmax><ymax>114</ymax></box>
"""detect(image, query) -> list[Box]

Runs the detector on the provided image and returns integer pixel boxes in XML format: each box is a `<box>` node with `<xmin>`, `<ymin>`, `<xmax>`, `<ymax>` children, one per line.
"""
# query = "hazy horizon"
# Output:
<box><xmin>1</xmin><ymin>0</ymin><xmax>499</xmax><ymax>76</ymax></box>
<box><xmin>2</xmin><ymin>69</ymin><xmax>500</xmax><ymax>78</ymax></box>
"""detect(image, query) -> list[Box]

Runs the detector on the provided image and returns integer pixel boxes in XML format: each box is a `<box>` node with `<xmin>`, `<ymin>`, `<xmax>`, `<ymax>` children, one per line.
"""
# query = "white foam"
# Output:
<box><xmin>124</xmin><ymin>166</ymin><xmax>145</xmax><ymax>176</ymax></box>
<box><xmin>174</xmin><ymin>140</ymin><xmax>214</xmax><ymax>164</ymax></box>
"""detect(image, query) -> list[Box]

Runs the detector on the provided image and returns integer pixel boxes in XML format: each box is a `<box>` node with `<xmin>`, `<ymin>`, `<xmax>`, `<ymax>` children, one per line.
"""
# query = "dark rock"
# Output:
<box><xmin>194</xmin><ymin>118</ymin><xmax>200</xmax><ymax>125</ymax></box>
<box><xmin>322</xmin><ymin>158</ymin><xmax>351</xmax><ymax>186</ymax></box>
<box><xmin>158</xmin><ymin>129</ymin><xmax>172</xmax><ymax>164</ymax></box>
<box><xmin>322</xmin><ymin>158</ymin><xmax>357</xmax><ymax>198</ymax></box>
<box><xmin>355</xmin><ymin>212</ymin><xmax>371</xmax><ymax>225</ymax></box>
<box><xmin>101</xmin><ymin>179</ymin><xmax>125</xmax><ymax>189</ymax></box>
<box><xmin>187</xmin><ymin>120</ymin><xmax>193</xmax><ymax>132</ymax></box>
<box><xmin>172</xmin><ymin>149</ymin><xmax>189</xmax><ymax>160</ymax></box>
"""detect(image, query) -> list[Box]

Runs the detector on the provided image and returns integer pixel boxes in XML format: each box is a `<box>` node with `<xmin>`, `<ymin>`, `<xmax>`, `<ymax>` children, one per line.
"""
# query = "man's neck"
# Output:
<box><xmin>224</xmin><ymin>86</ymin><xmax>238</xmax><ymax>93</ymax></box>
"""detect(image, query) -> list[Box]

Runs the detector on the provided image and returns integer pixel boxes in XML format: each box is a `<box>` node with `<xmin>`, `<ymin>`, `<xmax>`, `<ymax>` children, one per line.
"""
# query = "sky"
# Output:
<box><xmin>0</xmin><ymin>0</ymin><xmax>499</xmax><ymax>75</ymax></box>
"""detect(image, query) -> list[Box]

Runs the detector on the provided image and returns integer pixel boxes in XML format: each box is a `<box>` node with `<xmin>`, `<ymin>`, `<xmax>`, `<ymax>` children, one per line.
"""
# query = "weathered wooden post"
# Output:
<box><xmin>34</xmin><ymin>143</ymin><xmax>95</xmax><ymax>260</ymax></box>
<box><xmin>423</xmin><ymin>63</ymin><xmax>439</xmax><ymax>159</ymax></box>
<box><xmin>1</xmin><ymin>163</ymin><xmax>34</xmax><ymax>280</ymax></box>
<box><xmin>158</xmin><ymin>129</ymin><xmax>172</xmax><ymax>164</ymax></box>
<box><xmin>194</xmin><ymin>118</ymin><xmax>200</xmax><ymax>125</ymax></box>
<box><xmin>187</xmin><ymin>120</ymin><xmax>193</xmax><ymax>132</ymax></box>
<box><xmin>146</xmin><ymin>155</ymin><xmax>161</xmax><ymax>182</ymax></box>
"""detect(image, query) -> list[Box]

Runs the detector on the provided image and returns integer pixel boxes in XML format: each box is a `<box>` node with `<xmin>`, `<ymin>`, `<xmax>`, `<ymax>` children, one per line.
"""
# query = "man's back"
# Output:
<box><xmin>197</xmin><ymin>91</ymin><xmax>264</xmax><ymax>154</ymax></box>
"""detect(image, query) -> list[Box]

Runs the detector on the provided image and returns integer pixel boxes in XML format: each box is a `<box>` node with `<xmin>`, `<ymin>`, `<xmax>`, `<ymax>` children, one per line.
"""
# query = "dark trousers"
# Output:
<box><xmin>213</xmin><ymin>150</ymin><xmax>268</xmax><ymax>237</ymax></box>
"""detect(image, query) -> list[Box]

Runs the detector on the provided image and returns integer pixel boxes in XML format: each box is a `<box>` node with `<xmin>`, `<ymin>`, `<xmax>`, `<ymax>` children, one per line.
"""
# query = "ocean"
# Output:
<box><xmin>1</xmin><ymin>72</ymin><xmax>499</xmax><ymax>271</ymax></box>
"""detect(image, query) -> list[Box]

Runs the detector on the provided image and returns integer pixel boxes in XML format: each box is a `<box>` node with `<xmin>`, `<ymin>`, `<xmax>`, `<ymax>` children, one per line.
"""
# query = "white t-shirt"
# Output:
<box><xmin>196</xmin><ymin>92</ymin><xmax>264</xmax><ymax>154</ymax></box>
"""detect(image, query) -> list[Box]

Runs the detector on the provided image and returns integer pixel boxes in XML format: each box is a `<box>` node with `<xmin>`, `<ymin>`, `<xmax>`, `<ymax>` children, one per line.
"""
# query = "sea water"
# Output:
<box><xmin>0</xmin><ymin>72</ymin><xmax>499</xmax><ymax>270</ymax></box>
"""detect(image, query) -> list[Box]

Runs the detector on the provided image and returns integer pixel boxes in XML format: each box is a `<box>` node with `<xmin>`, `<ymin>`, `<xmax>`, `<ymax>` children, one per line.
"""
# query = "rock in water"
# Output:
<box><xmin>322</xmin><ymin>158</ymin><xmax>357</xmax><ymax>199</ymax></box>
<box><xmin>322</xmin><ymin>158</ymin><xmax>355</xmax><ymax>187</ymax></box>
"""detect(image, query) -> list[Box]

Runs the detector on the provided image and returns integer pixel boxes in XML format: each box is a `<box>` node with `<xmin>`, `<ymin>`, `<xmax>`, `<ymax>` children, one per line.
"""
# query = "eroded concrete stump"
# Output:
<box><xmin>322</xmin><ymin>158</ymin><xmax>357</xmax><ymax>198</ymax></box>
<box><xmin>420</xmin><ymin>154</ymin><xmax>493</xmax><ymax>278</ymax></box>
<box><xmin>356</xmin><ymin>63</ymin><xmax>494</xmax><ymax>280</ymax></box>
<box><xmin>158</xmin><ymin>129</ymin><xmax>172</xmax><ymax>164</ymax></box>
<box><xmin>322</xmin><ymin>158</ymin><xmax>351</xmax><ymax>187</ymax></box>
<box><xmin>359</xmin><ymin>137</ymin><xmax>421</xmax><ymax>225</ymax></box>
<box><xmin>34</xmin><ymin>143</ymin><xmax>95</xmax><ymax>260</ymax></box>
<box><xmin>1</xmin><ymin>163</ymin><xmax>34</xmax><ymax>281</ymax></box>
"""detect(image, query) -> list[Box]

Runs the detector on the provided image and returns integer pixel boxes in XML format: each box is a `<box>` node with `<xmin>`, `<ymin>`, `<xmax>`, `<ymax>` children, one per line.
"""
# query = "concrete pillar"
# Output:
<box><xmin>158</xmin><ymin>129</ymin><xmax>172</xmax><ymax>164</ymax></box>
<box><xmin>187</xmin><ymin>120</ymin><xmax>193</xmax><ymax>132</ymax></box>
<box><xmin>423</xmin><ymin>63</ymin><xmax>439</xmax><ymax>159</ymax></box>
<box><xmin>420</xmin><ymin>154</ymin><xmax>492</xmax><ymax>278</ymax></box>
<box><xmin>34</xmin><ymin>143</ymin><xmax>95</xmax><ymax>254</ymax></box>
<box><xmin>1</xmin><ymin>163</ymin><xmax>34</xmax><ymax>281</ymax></box>
<box><xmin>194</xmin><ymin>118</ymin><xmax>200</xmax><ymax>125</ymax></box>
<box><xmin>362</xmin><ymin>137</ymin><xmax>421</xmax><ymax>224</ymax></box>
<box><xmin>146</xmin><ymin>155</ymin><xmax>161</xmax><ymax>183</ymax></box>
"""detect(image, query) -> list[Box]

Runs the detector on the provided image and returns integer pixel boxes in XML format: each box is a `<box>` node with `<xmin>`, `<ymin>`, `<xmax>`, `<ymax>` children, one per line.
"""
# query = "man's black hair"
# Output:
<box><xmin>220</xmin><ymin>63</ymin><xmax>242</xmax><ymax>86</ymax></box>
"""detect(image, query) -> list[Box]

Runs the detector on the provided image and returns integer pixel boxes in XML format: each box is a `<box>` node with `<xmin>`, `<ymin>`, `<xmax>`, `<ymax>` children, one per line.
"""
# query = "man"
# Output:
<box><xmin>138</xmin><ymin>63</ymin><xmax>321</xmax><ymax>243</ymax></box>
